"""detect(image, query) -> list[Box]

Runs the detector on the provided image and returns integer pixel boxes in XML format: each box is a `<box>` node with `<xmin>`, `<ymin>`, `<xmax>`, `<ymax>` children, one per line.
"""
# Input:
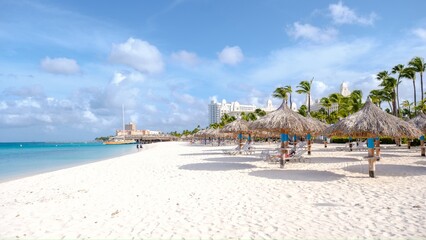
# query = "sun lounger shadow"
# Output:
<box><xmin>307</xmin><ymin>157</ymin><xmax>361</xmax><ymax>164</ymax></box>
<box><xmin>249</xmin><ymin>170</ymin><xmax>344</xmax><ymax>182</ymax></box>
<box><xmin>179</xmin><ymin>162</ymin><xmax>256</xmax><ymax>171</ymax></box>
<box><xmin>203</xmin><ymin>156</ymin><xmax>259</xmax><ymax>163</ymax></box>
<box><xmin>414</xmin><ymin>161</ymin><xmax>426</xmax><ymax>166</ymax></box>
<box><xmin>343</xmin><ymin>164</ymin><xmax>426</xmax><ymax>177</ymax></box>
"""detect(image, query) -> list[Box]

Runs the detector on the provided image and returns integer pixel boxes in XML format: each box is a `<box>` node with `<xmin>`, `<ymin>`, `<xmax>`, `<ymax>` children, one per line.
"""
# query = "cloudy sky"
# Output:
<box><xmin>1</xmin><ymin>0</ymin><xmax>426</xmax><ymax>142</ymax></box>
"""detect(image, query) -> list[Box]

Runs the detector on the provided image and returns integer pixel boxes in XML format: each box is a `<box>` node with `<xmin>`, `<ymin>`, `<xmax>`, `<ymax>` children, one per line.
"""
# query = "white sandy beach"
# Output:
<box><xmin>0</xmin><ymin>141</ymin><xmax>425</xmax><ymax>239</ymax></box>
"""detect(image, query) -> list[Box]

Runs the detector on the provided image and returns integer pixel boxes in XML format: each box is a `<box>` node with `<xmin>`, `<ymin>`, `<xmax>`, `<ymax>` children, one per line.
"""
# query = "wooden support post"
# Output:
<box><xmin>308</xmin><ymin>140</ymin><xmax>312</xmax><ymax>155</ymax></box>
<box><xmin>280</xmin><ymin>141</ymin><xmax>285</xmax><ymax>168</ymax></box>
<box><xmin>324</xmin><ymin>141</ymin><xmax>327</xmax><ymax>148</ymax></box>
<box><xmin>375</xmin><ymin>139</ymin><xmax>381</xmax><ymax>161</ymax></box>
<box><xmin>421</xmin><ymin>139</ymin><xmax>425</xmax><ymax>156</ymax></box>
<box><xmin>349</xmin><ymin>142</ymin><xmax>353</xmax><ymax>151</ymax></box>
<box><xmin>307</xmin><ymin>134</ymin><xmax>312</xmax><ymax>155</ymax></box>
<box><xmin>368</xmin><ymin>147</ymin><xmax>376</xmax><ymax>178</ymax></box>
<box><xmin>408</xmin><ymin>140</ymin><xmax>411</xmax><ymax>149</ymax></box>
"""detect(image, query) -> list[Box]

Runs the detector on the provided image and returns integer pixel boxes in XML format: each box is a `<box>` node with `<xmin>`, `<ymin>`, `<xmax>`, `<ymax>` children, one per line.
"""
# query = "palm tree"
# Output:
<box><xmin>369</xmin><ymin>89</ymin><xmax>384</xmax><ymax>108</ymax></box>
<box><xmin>349</xmin><ymin>90</ymin><xmax>363</xmax><ymax>113</ymax></box>
<box><xmin>391</xmin><ymin>64</ymin><xmax>404</xmax><ymax>116</ymax></box>
<box><xmin>402</xmin><ymin>67</ymin><xmax>417</xmax><ymax>115</ymax></box>
<box><xmin>219</xmin><ymin>113</ymin><xmax>236</xmax><ymax>127</ymax></box>
<box><xmin>329</xmin><ymin>93</ymin><xmax>344</xmax><ymax>113</ymax></box>
<box><xmin>320</xmin><ymin>97</ymin><xmax>332</xmax><ymax>117</ymax></box>
<box><xmin>377</xmin><ymin>71</ymin><xmax>398</xmax><ymax>116</ymax></box>
<box><xmin>283</xmin><ymin>85</ymin><xmax>292</xmax><ymax>108</ymax></box>
<box><xmin>254</xmin><ymin>108</ymin><xmax>267</xmax><ymax>117</ymax></box>
<box><xmin>296</xmin><ymin>78</ymin><xmax>314</xmax><ymax>113</ymax></box>
<box><xmin>272</xmin><ymin>87</ymin><xmax>288</xmax><ymax>105</ymax></box>
<box><xmin>401</xmin><ymin>100</ymin><xmax>413</xmax><ymax>118</ymax></box>
<box><xmin>298</xmin><ymin>105</ymin><xmax>307</xmax><ymax>116</ymax></box>
<box><xmin>241</xmin><ymin>112</ymin><xmax>257</xmax><ymax>121</ymax></box>
<box><xmin>409</xmin><ymin>56</ymin><xmax>426</xmax><ymax>103</ymax></box>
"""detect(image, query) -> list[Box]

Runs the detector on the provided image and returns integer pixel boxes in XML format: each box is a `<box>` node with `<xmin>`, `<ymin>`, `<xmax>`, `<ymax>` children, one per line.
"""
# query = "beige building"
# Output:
<box><xmin>116</xmin><ymin>122</ymin><xmax>160</xmax><ymax>137</ymax></box>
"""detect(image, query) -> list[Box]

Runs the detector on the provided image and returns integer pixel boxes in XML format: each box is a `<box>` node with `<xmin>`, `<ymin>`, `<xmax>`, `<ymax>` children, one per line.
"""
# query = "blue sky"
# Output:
<box><xmin>1</xmin><ymin>0</ymin><xmax>426</xmax><ymax>141</ymax></box>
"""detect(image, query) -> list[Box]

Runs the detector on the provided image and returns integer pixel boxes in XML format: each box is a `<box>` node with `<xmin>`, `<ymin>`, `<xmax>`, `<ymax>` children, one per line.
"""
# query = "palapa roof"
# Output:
<box><xmin>221</xmin><ymin>119</ymin><xmax>250</xmax><ymax>133</ymax></box>
<box><xmin>324</xmin><ymin>98</ymin><xmax>422</xmax><ymax>138</ymax></box>
<box><xmin>249</xmin><ymin>102</ymin><xmax>320</xmax><ymax>135</ymax></box>
<box><xmin>409</xmin><ymin>113</ymin><xmax>426</xmax><ymax>133</ymax></box>
<box><xmin>305</xmin><ymin>113</ymin><xmax>329</xmax><ymax>135</ymax></box>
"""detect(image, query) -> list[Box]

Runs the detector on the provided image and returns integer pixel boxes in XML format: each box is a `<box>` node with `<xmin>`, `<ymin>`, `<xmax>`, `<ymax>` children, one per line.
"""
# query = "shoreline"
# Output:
<box><xmin>0</xmin><ymin>141</ymin><xmax>425</xmax><ymax>239</ymax></box>
<box><xmin>0</xmin><ymin>142</ymin><xmax>152</xmax><ymax>183</ymax></box>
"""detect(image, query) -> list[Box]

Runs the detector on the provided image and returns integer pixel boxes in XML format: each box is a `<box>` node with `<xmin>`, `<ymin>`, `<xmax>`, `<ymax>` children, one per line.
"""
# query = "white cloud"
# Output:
<box><xmin>112</xmin><ymin>72</ymin><xmax>127</xmax><ymax>85</ymax></box>
<box><xmin>413</xmin><ymin>28</ymin><xmax>426</xmax><ymax>41</ymax></box>
<box><xmin>313</xmin><ymin>80</ymin><xmax>328</xmax><ymax>96</ymax></box>
<box><xmin>109</xmin><ymin>38</ymin><xmax>164</xmax><ymax>74</ymax></box>
<box><xmin>40</xmin><ymin>57</ymin><xmax>80</xmax><ymax>74</ymax></box>
<box><xmin>329</xmin><ymin>1</ymin><xmax>376</xmax><ymax>25</ymax></box>
<box><xmin>171</xmin><ymin>50</ymin><xmax>199</xmax><ymax>66</ymax></box>
<box><xmin>0</xmin><ymin>101</ymin><xmax>8</xmax><ymax>110</ymax></box>
<box><xmin>111</xmin><ymin>71</ymin><xmax>145</xmax><ymax>86</ymax></box>
<box><xmin>15</xmin><ymin>97</ymin><xmax>41</xmax><ymax>108</ymax></box>
<box><xmin>144</xmin><ymin>104</ymin><xmax>157</xmax><ymax>113</ymax></box>
<box><xmin>287</xmin><ymin>22</ymin><xmax>338</xmax><ymax>43</ymax></box>
<box><xmin>218</xmin><ymin>46</ymin><xmax>244</xmax><ymax>65</ymax></box>
<box><xmin>83</xmin><ymin>110</ymin><xmax>98</xmax><ymax>123</ymax></box>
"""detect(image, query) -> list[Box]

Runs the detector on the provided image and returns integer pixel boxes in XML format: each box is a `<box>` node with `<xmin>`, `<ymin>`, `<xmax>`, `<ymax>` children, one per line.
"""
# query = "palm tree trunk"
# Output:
<box><xmin>421</xmin><ymin>72</ymin><xmax>424</xmax><ymax>112</ymax></box>
<box><xmin>396</xmin><ymin>84</ymin><xmax>400</xmax><ymax>116</ymax></box>
<box><xmin>308</xmin><ymin>93</ymin><xmax>311</xmax><ymax>113</ymax></box>
<box><xmin>392</xmin><ymin>90</ymin><xmax>397</xmax><ymax>116</ymax></box>
<box><xmin>414</xmin><ymin>80</ymin><xmax>417</xmax><ymax>115</ymax></box>
<box><xmin>421</xmin><ymin>72</ymin><xmax>424</xmax><ymax>104</ymax></box>
<box><xmin>289</xmin><ymin>93</ymin><xmax>292</xmax><ymax>110</ymax></box>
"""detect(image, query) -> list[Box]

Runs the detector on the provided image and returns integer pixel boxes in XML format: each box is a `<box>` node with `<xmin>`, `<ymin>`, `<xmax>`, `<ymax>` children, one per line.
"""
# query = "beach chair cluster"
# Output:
<box><xmin>261</xmin><ymin>142</ymin><xmax>307</xmax><ymax>164</ymax></box>
<box><xmin>336</xmin><ymin>141</ymin><xmax>368</xmax><ymax>151</ymax></box>
<box><xmin>223</xmin><ymin>142</ymin><xmax>255</xmax><ymax>155</ymax></box>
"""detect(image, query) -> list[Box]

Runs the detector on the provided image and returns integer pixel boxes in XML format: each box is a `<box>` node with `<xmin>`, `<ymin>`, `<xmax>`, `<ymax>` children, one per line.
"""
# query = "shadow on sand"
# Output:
<box><xmin>346</xmin><ymin>152</ymin><xmax>405</xmax><ymax>158</ymax></box>
<box><xmin>414</xmin><ymin>161</ymin><xmax>426</xmax><ymax>166</ymax></box>
<box><xmin>308</xmin><ymin>157</ymin><xmax>360</xmax><ymax>164</ymax></box>
<box><xmin>202</xmin><ymin>156</ymin><xmax>259</xmax><ymax>163</ymax></box>
<box><xmin>249</xmin><ymin>169</ymin><xmax>345</xmax><ymax>182</ymax></box>
<box><xmin>343</xmin><ymin>164</ymin><xmax>426</xmax><ymax>177</ymax></box>
<box><xmin>179</xmin><ymin>162</ymin><xmax>256</xmax><ymax>171</ymax></box>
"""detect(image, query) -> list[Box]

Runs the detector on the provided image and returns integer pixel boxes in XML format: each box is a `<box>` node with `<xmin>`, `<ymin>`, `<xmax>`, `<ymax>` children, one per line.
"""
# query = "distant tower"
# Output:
<box><xmin>291</xmin><ymin>102</ymin><xmax>298</xmax><ymax>111</ymax></box>
<box><xmin>266</xmin><ymin>99</ymin><xmax>274</xmax><ymax>111</ymax></box>
<box><xmin>340</xmin><ymin>82</ymin><xmax>351</xmax><ymax>97</ymax></box>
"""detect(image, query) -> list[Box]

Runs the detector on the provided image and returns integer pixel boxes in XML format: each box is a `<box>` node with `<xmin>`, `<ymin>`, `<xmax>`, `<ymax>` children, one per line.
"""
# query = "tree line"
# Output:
<box><xmin>170</xmin><ymin>56</ymin><xmax>425</xmax><ymax>135</ymax></box>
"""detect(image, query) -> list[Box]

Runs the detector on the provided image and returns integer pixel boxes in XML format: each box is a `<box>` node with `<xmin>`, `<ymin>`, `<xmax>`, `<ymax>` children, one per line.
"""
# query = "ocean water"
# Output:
<box><xmin>0</xmin><ymin>142</ymin><xmax>138</xmax><ymax>182</ymax></box>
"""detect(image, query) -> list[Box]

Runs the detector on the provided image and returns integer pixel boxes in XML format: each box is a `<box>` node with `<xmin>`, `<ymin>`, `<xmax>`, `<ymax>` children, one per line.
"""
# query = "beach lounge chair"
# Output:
<box><xmin>260</xmin><ymin>150</ymin><xmax>280</xmax><ymax>164</ymax></box>
<box><xmin>222</xmin><ymin>145</ymin><xmax>240</xmax><ymax>155</ymax></box>
<box><xmin>286</xmin><ymin>149</ymin><xmax>307</xmax><ymax>162</ymax></box>
<box><xmin>241</xmin><ymin>143</ymin><xmax>255</xmax><ymax>155</ymax></box>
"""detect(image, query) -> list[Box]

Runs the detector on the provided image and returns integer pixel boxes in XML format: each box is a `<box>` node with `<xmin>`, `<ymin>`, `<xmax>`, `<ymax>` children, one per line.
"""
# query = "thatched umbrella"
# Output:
<box><xmin>324</xmin><ymin>98</ymin><xmax>422</xmax><ymax>177</ymax></box>
<box><xmin>194</xmin><ymin>129</ymin><xmax>210</xmax><ymax>145</ymax></box>
<box><xmin>305</xmin><ymin>113</ymin><xmax>330</xmax><ymax>150</ymax></box>
<box><xmin>409</xmin><ymin>113</ymin><xmax>426</xmax><ymax>156</ymax></box>
<box><xmin>221</xmin><ymin>119</ymin><xmax>250</xmax><ymax>150</ymax></box>
<box><xmin>250</xmin><ymin>102</ymin><xmax>320</xmax><ymax>167</ymax></box>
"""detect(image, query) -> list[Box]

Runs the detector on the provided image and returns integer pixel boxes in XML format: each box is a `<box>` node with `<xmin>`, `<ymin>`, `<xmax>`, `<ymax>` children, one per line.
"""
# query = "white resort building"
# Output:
<box><xmin>208</xmin><ymin>99</ymin><xmax>285</xmax><ymax>124</ymax></box>
<box><xmin>310</xmin><ymin>82</ymin><xmax>351</xmax><ymax>112</ymax></box>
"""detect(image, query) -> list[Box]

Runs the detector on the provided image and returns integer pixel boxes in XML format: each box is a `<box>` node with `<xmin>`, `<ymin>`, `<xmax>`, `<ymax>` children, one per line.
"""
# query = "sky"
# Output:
<box><xmin>1</xmin><ymin>0</ymin><xmax>426</xmax><ymax>142</ymax></box>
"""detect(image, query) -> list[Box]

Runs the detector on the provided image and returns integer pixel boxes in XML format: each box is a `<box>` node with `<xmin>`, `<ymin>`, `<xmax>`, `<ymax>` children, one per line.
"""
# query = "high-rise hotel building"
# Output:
<box><xmin>208</xmin><ymin>99</ymin><xmax>276</xmax><ymax>125</ymax></box>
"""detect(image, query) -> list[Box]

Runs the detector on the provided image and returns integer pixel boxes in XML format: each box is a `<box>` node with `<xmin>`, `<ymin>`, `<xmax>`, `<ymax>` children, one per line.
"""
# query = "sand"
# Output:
<box><xmin>0</xmin><ymin>141</ymin><xmax>425</xmax><ymax>239</ymax></box>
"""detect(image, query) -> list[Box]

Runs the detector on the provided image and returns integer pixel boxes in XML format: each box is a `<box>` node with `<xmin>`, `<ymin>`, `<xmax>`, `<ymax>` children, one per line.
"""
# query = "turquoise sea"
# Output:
<box><xmin>0</xmin><ymin>142</ymin><xmax>137</xmax><ymax>182</ymax></box>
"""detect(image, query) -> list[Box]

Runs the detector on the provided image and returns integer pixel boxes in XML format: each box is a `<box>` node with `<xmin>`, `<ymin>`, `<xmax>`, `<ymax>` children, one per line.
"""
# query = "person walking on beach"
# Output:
<box><xmin>136</xmin><ymin>144</ymin><xmax>139</xmax><ymax>151</ymax></box>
